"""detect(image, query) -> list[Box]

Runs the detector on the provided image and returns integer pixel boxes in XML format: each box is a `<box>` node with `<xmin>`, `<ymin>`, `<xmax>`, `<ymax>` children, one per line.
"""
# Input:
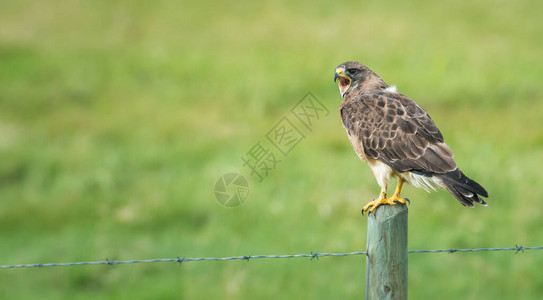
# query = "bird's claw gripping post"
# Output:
<box><xmin>362</xmin><ymin>193</ymin><xmax>409</xmax><ymax>216</ymax></box>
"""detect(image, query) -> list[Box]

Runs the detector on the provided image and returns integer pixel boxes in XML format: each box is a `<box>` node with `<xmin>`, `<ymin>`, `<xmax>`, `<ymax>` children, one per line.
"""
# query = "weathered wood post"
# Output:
<box><xmin>365</xmin><ymin>204</ymin><xmax>408</xmax><ymax>300</ymax></box>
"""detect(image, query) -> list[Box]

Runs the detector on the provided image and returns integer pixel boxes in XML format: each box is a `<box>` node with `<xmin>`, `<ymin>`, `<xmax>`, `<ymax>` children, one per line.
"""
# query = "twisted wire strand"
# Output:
<box><xmin>1</xmin><ymin>245</ymin><xmax>541</xmax><ymax>269</ymax></box>
<box><xmin>408</xmin><ymin>245</ymin><xmax>543</xmax><ymax>254</ymax></box>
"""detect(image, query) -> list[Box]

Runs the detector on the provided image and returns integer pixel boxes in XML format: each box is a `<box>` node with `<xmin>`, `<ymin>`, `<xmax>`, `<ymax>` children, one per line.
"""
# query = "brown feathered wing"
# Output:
<box><xmin>341</xmin><ymin>92</ymin><xmax>488</xmax><ymax>206</ymax></box>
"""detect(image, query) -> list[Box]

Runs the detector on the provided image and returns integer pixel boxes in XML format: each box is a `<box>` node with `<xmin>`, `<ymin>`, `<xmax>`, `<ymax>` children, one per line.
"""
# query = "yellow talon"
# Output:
<box><xmin>386</xmin><ymin>194</ymin><xmax>407</xmax><ymax>205</ymax></box>
<box><xmin>362</xmin><ymin>194</ymin><xmax>407</xmax><ymax>213</ymax></box>
<box><xmin>362</xmin><ymin>179</ymin><xmax>408</xmax><ymax>214</ymax></box>
<box><xmin>362</xmin><ymin>192</ymin><xmax>387</xmax><ymax>213</ymax></box>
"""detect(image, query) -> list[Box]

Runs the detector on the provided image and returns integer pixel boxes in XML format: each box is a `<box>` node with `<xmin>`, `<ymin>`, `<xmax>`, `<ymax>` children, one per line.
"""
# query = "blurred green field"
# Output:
<box><xmin>1</xmin><ymin>0</ymin><xmax>543</xmax><ymax>299</ymax></box>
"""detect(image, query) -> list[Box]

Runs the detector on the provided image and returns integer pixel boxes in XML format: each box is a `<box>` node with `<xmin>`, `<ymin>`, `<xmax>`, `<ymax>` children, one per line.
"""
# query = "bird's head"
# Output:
<box><xmin>334</xmin><ymin>61</ymin><xmax>372</xmax><ymax>98</ymax></box>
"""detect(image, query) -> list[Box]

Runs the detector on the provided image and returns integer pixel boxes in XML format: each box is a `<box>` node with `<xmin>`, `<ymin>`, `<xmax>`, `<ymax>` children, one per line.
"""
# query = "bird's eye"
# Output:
<box><xmin>347</xmin><ymin>68</ymin><xmax>358</xmax><ymax>75</ymax></box>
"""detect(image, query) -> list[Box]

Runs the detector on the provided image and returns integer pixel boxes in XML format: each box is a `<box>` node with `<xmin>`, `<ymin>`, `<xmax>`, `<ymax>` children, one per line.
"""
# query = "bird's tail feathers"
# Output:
<box><xmin>439</xmin><ymin>169</ymin><xmax>488</xmax><ymax>207</ymax></box>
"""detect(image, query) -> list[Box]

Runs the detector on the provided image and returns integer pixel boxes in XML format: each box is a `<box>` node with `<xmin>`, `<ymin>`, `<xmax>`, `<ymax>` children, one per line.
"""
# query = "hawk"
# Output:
<box><xmin>334</xmin><ymin>61</ymin><xmax>488</xmax><ymax>214</ymax></box>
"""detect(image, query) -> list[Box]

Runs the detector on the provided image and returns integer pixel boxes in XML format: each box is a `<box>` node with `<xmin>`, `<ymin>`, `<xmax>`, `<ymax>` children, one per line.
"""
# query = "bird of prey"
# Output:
<box><xmin>334</xmin><ymin>61</ymin><xmax>488</xmax><ymax>214</ymax></box>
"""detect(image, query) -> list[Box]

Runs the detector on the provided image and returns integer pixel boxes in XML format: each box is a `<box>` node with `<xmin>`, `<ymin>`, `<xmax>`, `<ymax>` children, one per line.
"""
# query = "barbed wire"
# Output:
<box><xmin>408</xmin><ymin>245</ymin><xmax>543</xmax><ymax>254</ymax></box>
<box><xmin>1</xmin><ymin>245</ymin><xmax>542</xmax><ymax>269</ymax></box>
<box><xmin>0</xmin><ymin>251</ymin><xmax>363</xmax><ymax>269</ymax></box>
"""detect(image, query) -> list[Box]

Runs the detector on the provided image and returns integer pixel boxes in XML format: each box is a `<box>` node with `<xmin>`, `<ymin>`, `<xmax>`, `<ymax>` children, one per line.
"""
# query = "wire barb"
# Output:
<box><xmin>310</xmin><ymin>249</ymin><xmax>319</xmax><ymax>261</ymax></box>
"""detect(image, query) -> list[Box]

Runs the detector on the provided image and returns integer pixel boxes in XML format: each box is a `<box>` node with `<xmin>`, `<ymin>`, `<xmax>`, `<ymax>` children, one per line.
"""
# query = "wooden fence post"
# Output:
<box><xmin>365</xmin><ymin>204</ymin><xmax>408</xmax><ymax>300</ymax></box>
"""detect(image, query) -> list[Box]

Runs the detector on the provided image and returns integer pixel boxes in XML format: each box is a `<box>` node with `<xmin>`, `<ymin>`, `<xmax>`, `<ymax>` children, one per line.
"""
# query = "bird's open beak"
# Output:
<box><xmin>334</xmin><ymin>68</ymin><xmax>351</xmax><ymax>98</ymax></box>
<box><xmin>334</xmin><ymin>72</ymin><xmax>341</xmax><ymax>82</ymax></box>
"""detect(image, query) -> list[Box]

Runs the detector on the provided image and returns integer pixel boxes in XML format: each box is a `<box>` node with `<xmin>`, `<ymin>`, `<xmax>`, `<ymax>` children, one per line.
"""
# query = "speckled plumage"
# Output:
<box><xmin>336</xmin><ymin>61</ymin><xmax>488</xmax><ymax>207</ymax></box>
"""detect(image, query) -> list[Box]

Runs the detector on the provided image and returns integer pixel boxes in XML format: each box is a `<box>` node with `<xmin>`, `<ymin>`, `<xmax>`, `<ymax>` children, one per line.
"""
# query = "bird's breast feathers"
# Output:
<box><xmin>347</xmin><ymin>131</ymin><xmax>369</xmax><ymax>162</ymax></box>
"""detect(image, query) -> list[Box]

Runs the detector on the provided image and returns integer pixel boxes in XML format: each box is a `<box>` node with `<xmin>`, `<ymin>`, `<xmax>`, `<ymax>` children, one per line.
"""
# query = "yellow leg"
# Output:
<box><xmin>387</xmin><ymin>179</ymin><xmax>407</xmax><ymax>204</ymax></box>
<box><xmin>362</xmin><ymin>179</ymin><xmax>408</xmax><ymax>214</ymax></box>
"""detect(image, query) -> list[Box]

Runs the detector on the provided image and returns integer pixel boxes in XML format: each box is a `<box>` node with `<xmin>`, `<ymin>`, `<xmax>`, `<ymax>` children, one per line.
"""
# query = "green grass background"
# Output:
<box><xmin>1</xmin><ymin>0</ymin><xmax>542</xmax><ymax>298</ymax></box>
